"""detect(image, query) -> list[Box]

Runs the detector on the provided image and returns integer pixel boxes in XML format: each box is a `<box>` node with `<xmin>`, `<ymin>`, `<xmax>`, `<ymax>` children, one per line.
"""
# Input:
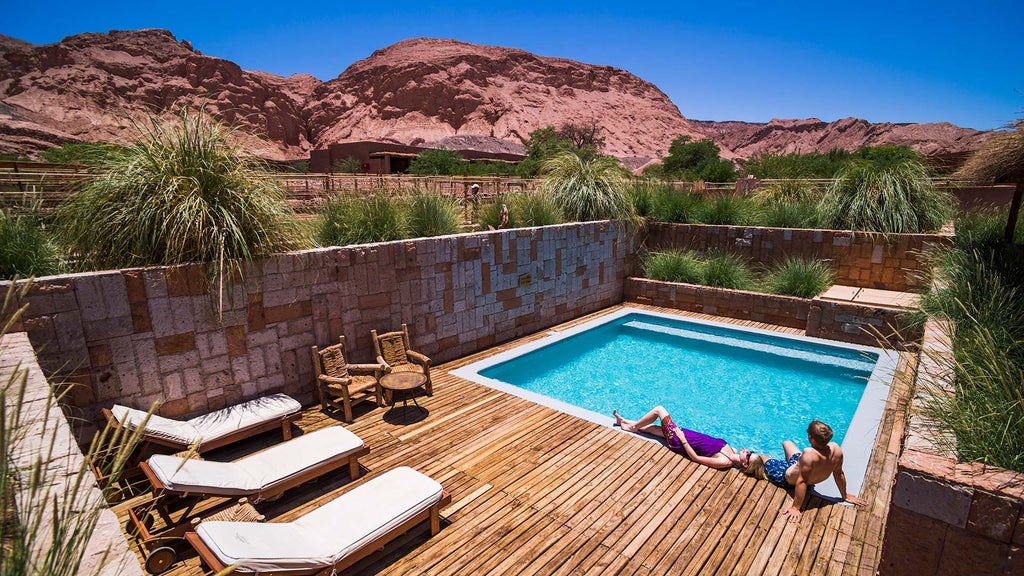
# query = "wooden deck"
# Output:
<box><xmin>114</xmin><ymin>304</ymin><xmax>914</xmax><ymax>576</ymax></box>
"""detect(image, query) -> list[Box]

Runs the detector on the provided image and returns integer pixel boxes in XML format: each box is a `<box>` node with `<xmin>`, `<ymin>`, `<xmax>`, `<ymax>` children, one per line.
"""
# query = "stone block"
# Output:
<box><xmin>226</xmin><ymin>325</ymin><xmax>247</xmax><ymax>357</ymax></box>
<box><xmin>160</xmin><ymin>397</ymin><xmax>189</xmax><ymax>419</ymax></box>
<box><xmin>937</xmin><ymin>528</ymin><xmax>1010</xmax><ymax>576</ymax></box>
<box><xmin>155</xmin><ymin>333</ymin><xmax>196</xmax><ymax>356</ymax></box>
<box><xmin>893</xmin><ymin>469</ymin><xmax>973</xmax><ymax>528</ymax></box>
<box><xmin>968</xmin><ymin>490</ymin><xmax>1020</xmax><ymax>543</ymax></box>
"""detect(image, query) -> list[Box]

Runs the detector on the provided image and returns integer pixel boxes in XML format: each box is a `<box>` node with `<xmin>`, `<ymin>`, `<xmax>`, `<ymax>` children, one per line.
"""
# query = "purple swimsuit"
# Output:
<box><xmin>662</xmin><ymin>416</ymin><xmax>728</xmax><ymax>457</ymax></box>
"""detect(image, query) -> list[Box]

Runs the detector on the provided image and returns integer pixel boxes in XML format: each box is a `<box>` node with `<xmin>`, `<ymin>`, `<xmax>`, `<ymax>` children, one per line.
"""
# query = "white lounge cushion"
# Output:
<box><xmin>187</xmin><ymin>393</ymin><xmax>301</xmax><ymax>444</ymax></box>
<box><xmin>146</xmin><ymin>426</ymin><xmax>364</xmax><ymax>496</ymax></box>
<box><xmin>196</xmin><ymin>466</ymin><xmax>443</xmax><ymax>573</ymax></box>
<box><xmin>112</xmin><ymin>393</ymin><xmax>301</xmax><ymax>449</ymax></box>
<box><xmin>111</xmin><ymin>405</ymin><xmax>199</xmax><ymax>446</ymax></box>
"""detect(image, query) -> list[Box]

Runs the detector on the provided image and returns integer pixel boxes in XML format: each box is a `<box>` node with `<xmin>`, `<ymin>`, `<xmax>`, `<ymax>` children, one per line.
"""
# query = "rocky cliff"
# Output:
<box><xmin>690</xmin><ymin>117</ymin><xmax>991</xmax><ymax>161</ymax></box>
<box><xmin>0</xmin><ymin>29</ymin><xmax>992</xmax><ymax>166</ymax></box>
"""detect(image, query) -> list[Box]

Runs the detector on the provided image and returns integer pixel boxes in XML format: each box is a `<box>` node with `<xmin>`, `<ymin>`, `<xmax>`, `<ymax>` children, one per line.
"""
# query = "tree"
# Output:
<box><xmin>558</xmin><ymin>120</ymin><xmax>606</xmax><ymax>152</ymax></box>
<box><xmin>661</xmin><ymin>136</ymin><xmax>736</xmax><ymax>182</ymax></box>
<box><xmin>409</xmin><ymin>148</ymin><xmax>465</xmax><ymax>175</ymax></box>
<box><xmin>517</xmin><ymin>123</ymin><xmax>606</xmax><ymax>177</ymax></box>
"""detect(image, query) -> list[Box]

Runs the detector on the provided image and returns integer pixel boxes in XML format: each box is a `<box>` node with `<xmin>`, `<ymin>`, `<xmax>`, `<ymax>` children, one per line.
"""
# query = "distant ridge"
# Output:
<box><xmin>0</xmin><ymin>29</ymin><xmax>992</xmax><ymax>165</ymax></box>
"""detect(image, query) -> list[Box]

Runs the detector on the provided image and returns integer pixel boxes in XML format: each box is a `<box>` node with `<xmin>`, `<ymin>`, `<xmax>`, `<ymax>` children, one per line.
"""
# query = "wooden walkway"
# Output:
<box><xmin>114</xmin><ymin>304</ymin><xmax>914</xmax><ymax>576</ymax></box>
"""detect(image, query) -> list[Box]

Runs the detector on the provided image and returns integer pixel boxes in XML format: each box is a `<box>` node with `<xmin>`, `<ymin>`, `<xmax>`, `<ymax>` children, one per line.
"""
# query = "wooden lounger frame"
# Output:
<box><xmin>184</xmin><ymin>491</ymin><xmax>452</xmax><ymax>576</ymax></box>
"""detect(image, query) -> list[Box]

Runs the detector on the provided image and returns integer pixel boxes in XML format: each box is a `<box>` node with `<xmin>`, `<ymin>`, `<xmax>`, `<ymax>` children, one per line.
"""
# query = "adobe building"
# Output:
<box><xmin>309</xmin><ymin>141</ymin><xmax>525</xmax><ymax>174</ymax></box>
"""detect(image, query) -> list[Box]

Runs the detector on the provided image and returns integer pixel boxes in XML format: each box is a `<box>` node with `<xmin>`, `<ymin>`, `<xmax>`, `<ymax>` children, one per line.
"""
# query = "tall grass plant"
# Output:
<box><xmin>406</xmin><ymin>191</ymin><xmax>460</xmax><ymax>237</ymax></box>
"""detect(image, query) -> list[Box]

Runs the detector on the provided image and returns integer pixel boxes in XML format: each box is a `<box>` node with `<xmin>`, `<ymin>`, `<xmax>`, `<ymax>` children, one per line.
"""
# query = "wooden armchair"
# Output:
<box><xmin>312</xmin><ymin>336</ymin><xmax>384</xmax><ymax>422</ymax></box>
<box><xmin>371</xmin><ymin>323</ymin><xmax>433</xmax><ymax>397</ymax></box>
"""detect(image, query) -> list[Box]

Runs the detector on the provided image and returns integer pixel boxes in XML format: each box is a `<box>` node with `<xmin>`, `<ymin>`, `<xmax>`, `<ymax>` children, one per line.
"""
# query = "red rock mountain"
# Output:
<box><xmin>690</xmin><ymin>118</ymin><xmax>991</xmax><ymax>161</ymax></box>
<box><xmin>0</xmin><ymin>29</ymin><xmax>991</xmax><ymax>166</ymax></box>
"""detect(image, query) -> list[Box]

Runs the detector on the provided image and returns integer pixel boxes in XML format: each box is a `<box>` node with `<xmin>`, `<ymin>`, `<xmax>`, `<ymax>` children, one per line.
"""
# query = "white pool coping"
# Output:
<box><xmin>449</xmin><ymin>306</ymin><xmax>899</xmax><ymax>501</ymax></box>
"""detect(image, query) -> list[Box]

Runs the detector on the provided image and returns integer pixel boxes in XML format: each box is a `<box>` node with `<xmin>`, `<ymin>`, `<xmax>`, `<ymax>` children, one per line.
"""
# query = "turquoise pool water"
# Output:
<box><xmin>452</xmin><ymin>308</ymin><xmax>898</xmax><ymax>497</ymax></box>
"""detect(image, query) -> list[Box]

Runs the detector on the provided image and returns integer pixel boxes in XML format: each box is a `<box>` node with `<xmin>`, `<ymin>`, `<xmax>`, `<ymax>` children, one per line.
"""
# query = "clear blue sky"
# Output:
<box><xmin>3</xmin><ymin>0</ymin><xmax>1021</xmax><ymax>131</ymax></box>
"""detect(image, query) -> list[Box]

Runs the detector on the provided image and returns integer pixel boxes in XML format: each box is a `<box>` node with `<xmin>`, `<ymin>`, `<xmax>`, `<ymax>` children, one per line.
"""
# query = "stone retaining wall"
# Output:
<box><xmin>877</xmin><ymin>321</ymin><xmax>1024</xmax><ymax>575</ymax></box>
<box><xmin>0</xmin><ymin>332</ymin><xmax>142</xmax><ymax>576</ymax></box>
<box><xmin>2</xmin><ymin>222</ymin><xmax>630</xmax><ymax>440</ymax></box>
<box><xmin>645</xmin><ymin>222</ymin><xmax>952</xmax><ymax>292</ymax></box>
<box><xmin>624</xmin><ymin>277</ymin><xmax>921</xmax><ymax>348</ymax></box>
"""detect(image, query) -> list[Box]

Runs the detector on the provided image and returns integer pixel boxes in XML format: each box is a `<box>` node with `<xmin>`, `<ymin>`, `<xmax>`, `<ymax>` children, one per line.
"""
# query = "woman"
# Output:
<box><xmin>613</xmin><ymin>406</ymin><xmax>756</xmax><ymax>472</ymax></box>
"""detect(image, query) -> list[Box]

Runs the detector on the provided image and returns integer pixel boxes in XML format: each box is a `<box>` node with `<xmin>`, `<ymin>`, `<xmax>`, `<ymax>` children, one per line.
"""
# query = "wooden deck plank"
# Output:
<box><xmin>110</xmin><ymin>305</ymin><xmax>904</xmax><ymax>576</ymax></box>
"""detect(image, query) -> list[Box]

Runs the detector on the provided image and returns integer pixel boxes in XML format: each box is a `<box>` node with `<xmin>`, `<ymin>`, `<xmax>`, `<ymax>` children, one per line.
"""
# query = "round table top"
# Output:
<box><xmin>380</xmin><ymin>371</ymin><xmax>427</xmax><ymax>391</ymax></box>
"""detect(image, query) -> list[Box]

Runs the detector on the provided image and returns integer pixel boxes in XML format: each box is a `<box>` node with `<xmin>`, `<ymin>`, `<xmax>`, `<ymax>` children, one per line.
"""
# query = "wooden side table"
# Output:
<box><xmin>380</xmin><ymin>372</ymin><xmax>428</xmax><ymax>420</ymax></box>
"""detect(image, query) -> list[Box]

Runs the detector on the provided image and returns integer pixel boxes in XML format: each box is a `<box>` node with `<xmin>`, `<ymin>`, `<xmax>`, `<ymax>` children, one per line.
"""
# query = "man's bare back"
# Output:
<box><xmin>784</xmin><ymin>441</ymin><xmax>843</xmax><ymax>486</ymax></box>
<box><xmin>780</xmin><ymin>421</ymin><xmax>867</xmax><ymax>523</ymax></box>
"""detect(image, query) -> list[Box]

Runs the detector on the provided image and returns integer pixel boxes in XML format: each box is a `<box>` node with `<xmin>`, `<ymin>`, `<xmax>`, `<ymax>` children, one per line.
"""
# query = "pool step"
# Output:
<box><xmin>622</xmin><ymin>320</ymin><xmax>878</xmax><ymax>372</ymax></box>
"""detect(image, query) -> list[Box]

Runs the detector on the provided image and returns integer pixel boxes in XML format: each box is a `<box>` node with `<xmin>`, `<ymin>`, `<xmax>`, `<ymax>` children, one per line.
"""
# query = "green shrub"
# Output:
<box><xmin>628</xmin><ymin>179</ymin><xmax>665</xmax><ymax>217</ymax></box>
<box><xmin>331</xmin><ymin>156</ymin><xmax>363</xmax><ymax>173</ymax></box>
<box><xmin>651</xmin><ymin>189</ymin><xmax>704</xmax><ymax>223</ymax></box>
<box><xmin>318</xmin><ymin>193</ymin><xmax>406</xmax><ymax>245</ymax></box>
<box><xmin>818</xmin><ymin>159</ymin><xmax>954</xmax><ymax>233</ymax></box>
<box><xmin>0</xmin><ymin>205</ymin><xmax>65</xmax><ymax>279</ymax></box>
<box><xmin>406</xmin><ymin>191</ymin><xmax>460</xmax><ymax>237</ymax></box>
<box><xmin>409</xmin><ymin>148</ymin><xmax>464</xmax><ymax>175</ymax></box>
<box><xmin>474</xmin><ymin>199</ymin><xmax>509</xmax><ymax>230</ymax></box>
<box><xmin>763</xmin><ymin>257</ymin><xmax>835</xmax><ymax>298</ymax></box>
<box><xmin>56</xmin><ymin>110</ymin><xmax>302</xmax><ymax>282</ymax></box>
<box><xmin>701</xmin><ymin>252</ymin><xmax>754</xmax><ymax>290</ymax></box>
<box><xmin>697</xmin><ymin>194</ymin><xmax>760</xmax><ymax>226</ymax></box>
<box><xmin>40</xmin><ymin>142</ymin><xmax>125</xmax><ymax>165</ymax></box>
<box><xmin>642</xmin><ymin>250</ymin><xmax>704</xmax><ymax>284</ymax></box>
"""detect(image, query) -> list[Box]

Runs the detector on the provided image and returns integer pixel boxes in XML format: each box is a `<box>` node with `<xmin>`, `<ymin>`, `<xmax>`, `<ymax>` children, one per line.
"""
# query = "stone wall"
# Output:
<box><xmin>877</xmin><ymin>320</ymin><xmax>1024</xmax><ymax>575</ymax></box>
<box><xmin>625</xmin><ymin>277</ymin><xmax>921</xmax><ymax>348</ymax></box>
<box><xmin>0</xmin><ymin>332</ymin><xmax>143</xmax><ymax>576</ymax></box>
<box><xmin>2</xmin><ymin>222</ymin><xmax>630</xmax><ymax>440</ymax></box>
<box><xmin>645</xmin><ymin>222</ymin><xmax>952</xmax><ymax>292</ymax></box>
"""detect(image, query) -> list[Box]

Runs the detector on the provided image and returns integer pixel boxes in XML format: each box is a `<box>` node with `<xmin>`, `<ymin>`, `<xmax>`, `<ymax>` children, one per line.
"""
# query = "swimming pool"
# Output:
<box><xmin>450</xmin><ymin>308</ymin><xmax>898</xmax><ymax>499</ymax></box>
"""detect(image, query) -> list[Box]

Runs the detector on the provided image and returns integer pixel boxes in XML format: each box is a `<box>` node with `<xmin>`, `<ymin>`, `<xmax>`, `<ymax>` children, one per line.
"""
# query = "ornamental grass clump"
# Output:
<box><xmin>56</xmin><ymin>109</ymin><xmax>302</xmax><ymax>282</ymax></box>
<box><xmin>701</xmin><ymin>252</ymin><xmax>754</xmax><ymax>290</ymax></box>
<box><xmin>0</xmin><ymin>203</ymin><xmax>65</xmax><ymax>279</ymax></box>
<box><xmin>650</xmin><ymin>189</ymin><xmax>704</xmax><ymax>224</ymax></box>
<box><xmin>763</xmin><ymin>257</ymin><xmax>835</xmax><ymax>298</ymax></box>
<box><xmin>642</xmin><ymin>250</ymin><xmax>704</xmax><ymax>284</ymax></box>
<box><xmin>538</xmin><ymin>150</ymin><xmax>637</xmax><ymax>224</ymax></box>
<box><xmin>760</xmin><ymin>201</ymin><xmax>820</xmax><ymax>229</ymax></box>
<box><xmin>818</xmin><ymin>159</ymin><xmax>954</xmax><ymax>233</ymax></box>
<box><xmin>318</xmin><ymin>193</ymin><xmax>406</xmax><ymax>246</ymax></box>
<box><xmin>508</xmin><ymin>191</ymin><xmax>563</xmax><ymax>227</ymax></box>
<box><xmin>406</xmin><ymin>190</ymin><xmax>460</xmax><ymax>238</ymax></box>
<box><xmin>697</xmin><ymin>194</ymin><xmax>760</xmax><ymax>226</ymax></box>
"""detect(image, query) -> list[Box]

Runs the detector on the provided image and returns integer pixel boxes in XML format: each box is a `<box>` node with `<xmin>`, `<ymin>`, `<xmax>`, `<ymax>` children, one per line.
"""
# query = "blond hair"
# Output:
<box><xmin>742</xmin><ymin>454</ymin><xmax>766</xmax><ymax>480</ymax></box>
<box><xmin>807</xmin><ymin>420</ymin><xmax>833</xmax><ymax>444</ymax></box>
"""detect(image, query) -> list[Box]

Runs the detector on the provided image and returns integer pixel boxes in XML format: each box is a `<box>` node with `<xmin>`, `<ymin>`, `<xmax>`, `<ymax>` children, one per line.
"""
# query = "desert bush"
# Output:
<box><xmin>642</xmin><ymin>250</ymin><xmax>704</xmax><ymax>284</ymax></box>
<box><xmin>331</xmin><ymin>156</ymin><xmax>363</xmax><ymax>173</ymax></box>
<box><xmin>318</xmin><ymin>193</ymin><xmax>406</xmax><ymax>245</ymax></box>
<box><xmin>701</xmin><ymin>252</ymin><xmax>754</xmax><ymax>290</ymax></box>
<box><xmin>56</xmin><ymin>110</ymin><xmax>302</xmax><ymax>283</ymax></box>
<box><xmin>0</xmin><ymin>204</ymin><xmax>65</xmax><ymax>279</ymax></box>
<box><xmin>750</xmin><ymin>179</ymin><xmax>822</xmax><ymax>205</ymax></box>
<box><xmin>818</xmin><ymin>159</ymin><xmax>954</xmax><ymax>234</ymax></box>
<box><xmin>538</xmin><ymin>150</ymin><xmax>637</xmax><ymax>223</ymax></box>
<box><xmin>406</xmin><ymin>191</ymin><xmax>460</xmax><ymax>237</ymax></box>
<box><xmin>627</xmin><ymin>179</ymin><xmax>668</xmax><ymax>218</ymax></box>
<box><xmin>763</xmin><ymin>257</ymin><xmax>835</xmax><ymax>298</ymax></box>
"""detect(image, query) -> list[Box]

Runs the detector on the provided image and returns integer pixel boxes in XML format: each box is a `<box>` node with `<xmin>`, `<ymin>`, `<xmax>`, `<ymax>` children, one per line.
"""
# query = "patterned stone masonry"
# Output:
<box><xmin>624</xmin><ymin>278</ymin><xmax>920</xmax><ymax>348</ymax></box>
<box><xmin>1</xmin><ymin>222</ymin><xmax>630</xmax><ymax>441</ymax></box>
<box><xmin>646</xmin><ymin>222</ymin><xmax>952</xmax><ymax>292</ymax></box>
<box><xmin>877</xmin><ymin>321</ymin><xmax>1024</xmax><ymax>576</ymax></box>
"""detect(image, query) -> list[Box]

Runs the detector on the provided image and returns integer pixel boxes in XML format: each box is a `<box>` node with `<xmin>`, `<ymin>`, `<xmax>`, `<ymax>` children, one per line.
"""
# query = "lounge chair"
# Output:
<box><xmin>185</xmin><ymin>466</ymin><xmax>451</xmax><ymax>575</ymax></box>
<box><xmin>105</xmin><ymin>392</ymin><xmax>302</xmax><ymax>453</ymax></box>
<box><xmin>371</xmin><ymin>323</ymin><xmax>433</xmax><ymax>397</ymax></box>
<box><xmin>312</xmin><ymin>335</ymin><xmax>384</xmax><ymax>422</ymax></box>
<box><xmin>128</xmin><ymin>426</ymin><xmax>369</xmax><ymax>573</ymax></box>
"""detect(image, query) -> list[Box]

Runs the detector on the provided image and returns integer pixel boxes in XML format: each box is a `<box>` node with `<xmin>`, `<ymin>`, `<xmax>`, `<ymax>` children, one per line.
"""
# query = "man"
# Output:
<box><xmin>748</xmin><ymin>420</ymin><xmax>868</xmax><ymax>523</ymax></box>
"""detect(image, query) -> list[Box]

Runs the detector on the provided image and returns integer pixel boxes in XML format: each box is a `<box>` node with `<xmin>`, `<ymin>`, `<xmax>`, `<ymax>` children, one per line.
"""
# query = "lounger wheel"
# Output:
<box><xmin>144</xmin><ymin>546</ymin><xmax>176</xmax><ymax>574</ymax></box>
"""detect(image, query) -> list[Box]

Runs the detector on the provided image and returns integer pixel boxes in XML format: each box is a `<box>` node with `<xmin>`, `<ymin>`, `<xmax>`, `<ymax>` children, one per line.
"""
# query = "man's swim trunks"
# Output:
<box><xmin>662</xmin><ymin>416</ymin><xmax>728</xmax><ymax>457</ymax></box>
<box><xmin>765</xmin><ymin>452</ymin><xmax>802</xmax><ymax>488</ymax></box>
